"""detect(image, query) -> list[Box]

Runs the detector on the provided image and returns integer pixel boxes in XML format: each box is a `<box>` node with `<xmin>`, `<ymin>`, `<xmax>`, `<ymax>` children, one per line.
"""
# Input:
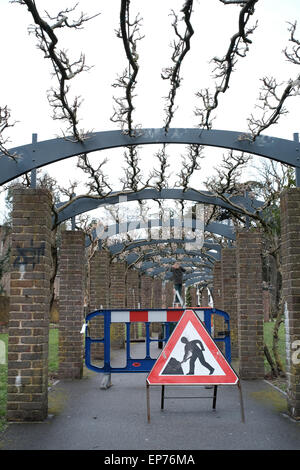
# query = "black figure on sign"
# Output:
<box><xmin>161</xmin><ymin>357</ymin><xmax>184</xmax><ymax>375</ymax></box>
<box><xmin>180</xmin><ymin>337</ymin><xmax>215</xmax><ymax>375</ymax></box>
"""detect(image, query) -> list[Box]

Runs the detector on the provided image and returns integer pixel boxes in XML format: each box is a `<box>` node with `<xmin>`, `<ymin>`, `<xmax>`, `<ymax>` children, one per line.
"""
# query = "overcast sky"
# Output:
<box><xmin>0</xmin><ymin>0</ymin><xmax>299</xmax><ymax>223</ymax></box>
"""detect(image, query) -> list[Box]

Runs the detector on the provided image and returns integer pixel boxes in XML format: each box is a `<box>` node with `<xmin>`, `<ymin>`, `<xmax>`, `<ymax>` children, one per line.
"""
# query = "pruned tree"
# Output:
<box><xmin>12</xmin><ymin>0</ymin><xmax>100</xmax><ymax>142</ymax></box>
<box><xmin>0</xmin><ymin>105</ymin><xmax>18</xmax><ymax>160</ymax></box>
<box><xmin>204</xmin><ymin>148</ymin><xmax>295</xmax><ymax>376</ymax></box>
<box><xmin>246</xmin><ymin>21</ymin><xmax>300</xmax><ymax>140</ymax></box>
<box><xmin>195</xmin><ymin>0</ymin><xmax>259</xmax><ymax>130</ymax></box>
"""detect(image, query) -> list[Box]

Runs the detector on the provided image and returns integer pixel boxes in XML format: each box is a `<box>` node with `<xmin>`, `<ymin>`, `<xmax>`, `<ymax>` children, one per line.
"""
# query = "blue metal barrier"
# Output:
<box><xmin>84</xmin><ymin>308</ymin><xmax>231</xmax><ymax>375</ymax></box>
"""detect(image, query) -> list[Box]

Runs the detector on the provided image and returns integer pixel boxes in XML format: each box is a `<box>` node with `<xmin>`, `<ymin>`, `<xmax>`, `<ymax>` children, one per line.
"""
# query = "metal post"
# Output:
<box><xmin>30</xmin><ymin>133</ymin><xmax>37</xmax><ymax>188</ymax></box>
<box><xmin>161</xmin><ymin>385</ymin><xmax>165</xmax><ymax>410</ymax></box>
<box><xmin>146</xmin><ymin>382</ymin><xmax>151</xmax><ymax>423</ymax></box>
<box><xmin>71</xmin><ymin>192</ymin><xmax>76</xmax><ymax>230</ymax></box>
<box><xmin>212</xmin><ymin>385</ymin><xmax>218</xmax><ymax>410</ymax></box>
<box><xmin>237</xmin><ymin>380</ymin><xmax>245</xmax><ymax>423</ymax></box>
<box><xmin>101</xmin><ymin>310</ymin><xmax>112</xmax><ymax>389</ymax></box>
<box><xmin>293</xmin><ymin>133</ymin><xmax>300</xmax><ymax>187</ymax></box>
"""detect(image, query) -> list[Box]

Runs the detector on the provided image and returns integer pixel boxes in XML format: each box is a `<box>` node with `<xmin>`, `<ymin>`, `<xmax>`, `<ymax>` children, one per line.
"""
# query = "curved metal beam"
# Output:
<box><xmin>141</xmin><ymin>257</ymin><xmax>212</xmax><ymax>267</ymax></box>
<box><xmin>185</xmin><ymin>277</ymin><xmax>212</xmax><ymax>287</ymax></box>
<box><xmin>1</xmin><ymin>128</ymin><xmax>299</xmax><ymax>186</ymax></box>
<box><xmin>125</xmin><ymin>249</ymin><xmax>215</xmax><ymax>267</ymax></box>
<box><xmin>140</xmin><ymin>260</ymin><xmax>212</xmax><ymax>272</ymax></box>
<box><xmin>109</xmin><ymin>238</ymin><xmax>221</xmax><ymax>257</ymax></box>
<box><xmin>56</xmin><ymin>188</ymin><xmax>263</xmax><ymax>225</ymax></box>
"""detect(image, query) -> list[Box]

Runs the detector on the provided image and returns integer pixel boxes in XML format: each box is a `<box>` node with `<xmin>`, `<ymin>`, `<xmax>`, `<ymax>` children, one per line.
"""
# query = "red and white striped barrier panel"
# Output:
<box><xmin>110</xmin><ymin>309</ymin><xmax>205</xmax><ymax>323</ymax></box>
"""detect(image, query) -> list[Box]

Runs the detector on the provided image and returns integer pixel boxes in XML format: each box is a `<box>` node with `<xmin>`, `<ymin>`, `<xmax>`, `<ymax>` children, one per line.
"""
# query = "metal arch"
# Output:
<box><xmin>1</xmin><ymin>128</ymin><xmax>300</xmax><ymax>186</ymax></box>
<box><xmin>185</xmin><ymin>277</ymin><xmax>212</xmax><ymax>287</ymax></box>
<box><xmin>140</xmin><ymin>260</ymin><xmax>213</xmax><ymax>272</ymax></box>
<box><xmin>141</xmin><ymin>257</ymin><xmax>213</xmax><ymax>268</ymax></box>
<box><xmin>109</xmin><ymin>238</ymin><xmax>221</xmax><ymax>256</ymax></box>
<box><xmin>56</xmin><ymin>188</ymin><xmax>263</xmax><ymax>225</ymax></box>
<box><xmin>125</xmin><ymin>249</ymin><xmax>216</xmax><ymax>267</ymax></box>
<box><xmin>142</xmin><ymin>252</ymin><xmax>215</xmax><ymax>265</ymax></box>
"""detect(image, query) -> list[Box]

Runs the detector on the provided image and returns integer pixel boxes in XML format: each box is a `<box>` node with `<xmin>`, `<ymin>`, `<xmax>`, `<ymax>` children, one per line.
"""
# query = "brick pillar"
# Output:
<box><xmin>221</xmin><ymin>248</ymin><xmax>238</xmax><ymax>359</ymax></box>
<box><xmin>201</xmin><ymin>287</ymin><xmax>209</xmax><ymax>307</ymax></box>
<box><xmin>152</xmin><ymin>278</ymin><xmax>162</xmax><ymax>308</ymax></box>
<box><xmin>236</xmin><ymin>230</ymin><xmax>264</xmax><ymax>379</ymax></box>
<box><xmin>212</xmin><ymin>261</ymin><xmax>224</xmax><ymax>349</ymax></box>
<box><xmin>109</xmin><ymin>261</ymin><xmax>126</xmax><ymax>348</ymax></box>
<box><xmin>189</xmin><ymin>286</ymin><xmax>198</xmax><ymax>307</ymax></box>
<box><xmin>281</xmin><ymin>188</ymin><xmax>300</xmax><ymax>420</ymax></box>
<box><xmin>152</xmin><ymin>278</ymin><xmax>162</xmax><ymax>333</ymax></box>
<box><xmin>164</xmin><ymin>281</ymin><xmax>174</xmax><ymax>308</ymax></box>
<box><xmin>126</xmin><ymin>269</ymin><xmax>140</xmax><ymax>340</ymax></box>
<box><xmin>88</xmin><ymin>250</ymin><xmax>110</xmax><ymax>359</ymax></box>
<box><xmin>140</xmin><ymin>275</ymin><xmax>153</xmax><ymax>308</ymax></box>
<box><xmin>126</xmin><ymin>269</ymin><xmax>140</xmax><ymax>308</ymax></box>
<box><xmin>7</xmin><ymin>188</ymin><xmax>52</xmax><ymax>422</ymax></box>
<box><xmin>58</xmin><ymin>231</ymin><xmax>85</xmax><ymax>379</ymax></box>
<box><xmin>213</xmin><ymin>261</ymin><xmax>222</xmax><ymax>309</ymax></box>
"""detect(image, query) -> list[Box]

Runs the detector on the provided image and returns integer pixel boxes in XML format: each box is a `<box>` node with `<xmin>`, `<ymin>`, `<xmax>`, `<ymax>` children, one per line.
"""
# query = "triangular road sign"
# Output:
<box><xmin>147</xmin><ymin>309</ymin><xmax>239</xmax><ymax>386</ymax></box>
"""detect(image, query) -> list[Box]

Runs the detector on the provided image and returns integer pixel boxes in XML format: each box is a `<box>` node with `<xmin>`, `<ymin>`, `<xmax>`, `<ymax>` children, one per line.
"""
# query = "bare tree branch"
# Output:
<box><xmin>12</xmin><ymin>0</ymin><xmax>99</xmax><ymax>142</ymax></box>
<box><xmin>0</xmin><ymin>106</ymin><xmax>18</xmax><ymax>160</ymax></box>
<box><xmin>162</xmin><ymin>0</ymin><xmax>194</xmax><ymax>134</ymax></box>
<box><xmin>246</xmin><ymin>20</ymin><xmax>300</xmax><ymax>140</ymax></box>
<box><xmin>195</xmin><ymin>0</ymin><xmax>258</xmax><ymax>129</ymax></box>
<box><xmin>77</xmin><ymin>153</ymin><xmax>113</xmax><ymax>196</ymax></box>
<box><xmin>111</xmin><ymin>0</ymin><xmax>144</xmax><ymax>136</ymax></box>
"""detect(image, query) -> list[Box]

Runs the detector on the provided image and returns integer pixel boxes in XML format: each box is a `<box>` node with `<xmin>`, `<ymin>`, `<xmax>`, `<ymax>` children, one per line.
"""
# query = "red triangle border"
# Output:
<box><xmin>147</xmin><ymin>309</ymin><xmax>239</xmax><ymax>385</ymax></box>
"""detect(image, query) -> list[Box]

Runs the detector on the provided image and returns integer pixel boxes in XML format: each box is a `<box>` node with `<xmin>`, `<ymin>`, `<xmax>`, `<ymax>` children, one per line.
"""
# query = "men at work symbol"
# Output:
<box><xmin>161</xmin><ymin>336</ymin><xmax>215</xmax><ymax>376</ymax></box>
<box><xmin>180</xmin><ymin>337</ymin><xmax>214</xmax><ymax>375</ymax></box>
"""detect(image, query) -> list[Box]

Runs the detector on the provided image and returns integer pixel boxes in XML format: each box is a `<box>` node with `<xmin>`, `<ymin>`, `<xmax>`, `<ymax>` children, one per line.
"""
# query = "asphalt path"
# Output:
<box><xmin>0</xmin><ymin>341</ymin><xmax>300</xmax><ymax>453</ymax></box>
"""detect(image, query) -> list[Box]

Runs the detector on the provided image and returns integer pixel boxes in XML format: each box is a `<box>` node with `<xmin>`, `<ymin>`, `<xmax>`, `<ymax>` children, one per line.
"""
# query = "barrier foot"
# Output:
<box><xmin>100</xmin><ymin>373</ymin><xmax>112</xmax><ymax>389</ymax></box>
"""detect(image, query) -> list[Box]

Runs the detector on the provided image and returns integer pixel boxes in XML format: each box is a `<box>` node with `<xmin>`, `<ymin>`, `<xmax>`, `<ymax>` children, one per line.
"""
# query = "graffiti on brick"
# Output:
<box><xmin>13</xmin><ymin>239</ymin><xmax>45</xmax><ymax>269</ymax></box>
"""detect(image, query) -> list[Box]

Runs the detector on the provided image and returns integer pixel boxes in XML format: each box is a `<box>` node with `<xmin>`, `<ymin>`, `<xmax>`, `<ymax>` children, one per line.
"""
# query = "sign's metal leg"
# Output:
<box><xmin>100</xmin><ymin>372</ymin><xmax>112</xmax><ymax>390</ymax></box>
<box><xmin>212</xmin><ymin>385</ymin><xmax>218</xmax><ymax>410</ymax></box>
<box><xmin>237</xmin><ymin>380</ymin><xmax>245</xmax><ymax>423</ymax></box>
<box><xmin>146</xmin><ymin>382</ymin><xmax>151</xmax><ymax>423</ymax></box>
<box><xmin>161</xmin><ymin>385</ymin><xmax>165</xmax><ymax>410</ymax></box>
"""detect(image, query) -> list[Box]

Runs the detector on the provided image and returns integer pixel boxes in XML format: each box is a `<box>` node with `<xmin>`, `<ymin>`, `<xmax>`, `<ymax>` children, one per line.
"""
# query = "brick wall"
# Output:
<box><xmin>58</xmin><ymin>231</ymin><xmax>85</xmax><ymax>380</ymax></box>
<box><xmin>280</xmin><ymin>188</ymin><xmax>300</xmax><ymax>420</ymax></box>
<box><xmin>6</xmin><ymin>188</ymin><xmax>52</xmax><ymax>422</ymax></box>
<box><xmin>236</xmin><ymin>230</ymin><xmax>264</xmax><ymax>379</ymax></box>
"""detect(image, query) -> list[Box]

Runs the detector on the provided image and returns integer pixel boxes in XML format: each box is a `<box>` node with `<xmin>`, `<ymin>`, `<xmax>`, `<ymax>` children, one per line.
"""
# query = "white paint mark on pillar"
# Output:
<box><xmin>0</xmin><ymin>340</ymin><xmax>5</xmax><ymax>364</ymax></box>
<box><xmin>15</xmin><ymin>375</ymin><xmax>22</xmax><ymax>388</ymax></box>
<box><xmin>19</xmin><ymin>264</ymin><xmax>26</xmax><ymax>280</ymax></box>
